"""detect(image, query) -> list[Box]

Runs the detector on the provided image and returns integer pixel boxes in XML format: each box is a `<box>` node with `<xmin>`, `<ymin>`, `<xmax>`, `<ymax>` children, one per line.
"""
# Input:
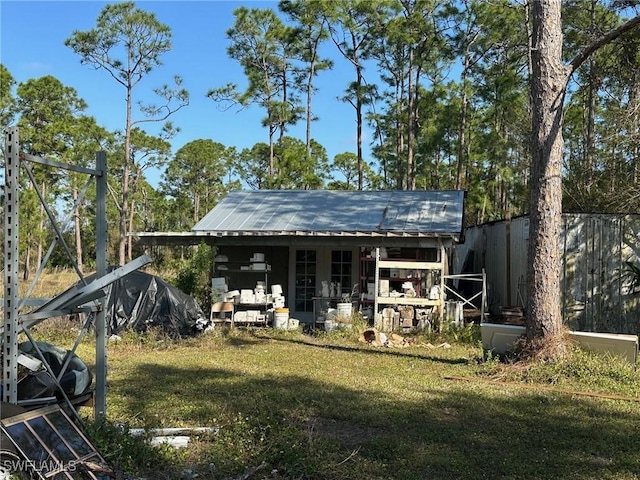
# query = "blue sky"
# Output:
<box><xmin>1</xmin><ymin>0</ymin><xmax>373</xmax><ymax>187</ymax></box>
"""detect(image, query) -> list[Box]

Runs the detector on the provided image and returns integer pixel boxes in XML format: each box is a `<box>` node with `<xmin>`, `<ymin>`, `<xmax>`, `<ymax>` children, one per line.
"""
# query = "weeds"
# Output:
<box><xmin>526</xmin><ymin>345</ymin><xmax>640</xmax><ymax>393</ymax></box>
<box><xmin>478</xmin><ymin>340</ymin><xmax>640</xmax><ymax>397</ymax></box>
<box><xmin>83</xmin><ymin>417</ymin><xmax>184</xmax><ymax>478</ymax></box>
<box><xmin>29</xmin><ymin>316</ymin><xmax>86</xmax><ymax>346</ymax></box>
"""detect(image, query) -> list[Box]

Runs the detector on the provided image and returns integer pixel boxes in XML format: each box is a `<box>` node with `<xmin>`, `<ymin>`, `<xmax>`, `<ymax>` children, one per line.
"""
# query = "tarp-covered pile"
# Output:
<box><xmin>97</xmin><ymin>269</ymin><xmax>209</xmax><ymax>337</ymax></box>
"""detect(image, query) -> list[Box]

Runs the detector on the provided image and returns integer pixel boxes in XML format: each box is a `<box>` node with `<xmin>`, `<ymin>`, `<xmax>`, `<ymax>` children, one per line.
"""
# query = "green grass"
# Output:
<box><xmin>27</xmin><ymin>322</ymin><xmax>640</xmax><ymax>480</ymax></box>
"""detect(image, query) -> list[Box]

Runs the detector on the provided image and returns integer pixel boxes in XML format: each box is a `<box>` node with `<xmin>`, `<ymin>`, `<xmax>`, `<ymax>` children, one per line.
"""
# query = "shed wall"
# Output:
<box><xmin>455</xmin><ymin>214</ymin><xmax>640</xmax><ymax>335</ymax></box>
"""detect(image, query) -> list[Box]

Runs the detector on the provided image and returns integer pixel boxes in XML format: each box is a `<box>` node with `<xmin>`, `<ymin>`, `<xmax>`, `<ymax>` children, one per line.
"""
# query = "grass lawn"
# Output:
<box><xmin>31</xmin><ymin>322</ymin><xmax>640</xmax><ymax>480</ymax></box>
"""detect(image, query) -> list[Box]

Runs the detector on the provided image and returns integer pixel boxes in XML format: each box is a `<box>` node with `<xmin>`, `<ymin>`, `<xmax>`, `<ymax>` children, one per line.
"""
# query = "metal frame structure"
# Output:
<box><xmin>443</xmin><ymin>271</ymin><xmax>487</xmax><ymax>318</ymax></box>
<box><xmin>2</xmin><ymin>127</ymin><xmax>150</xmax><ymax>419</ymax></box>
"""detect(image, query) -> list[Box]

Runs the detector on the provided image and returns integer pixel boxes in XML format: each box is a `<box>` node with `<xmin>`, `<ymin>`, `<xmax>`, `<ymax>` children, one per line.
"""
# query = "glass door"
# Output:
<box><xmin>330</xmin><ymin>250</ymin><xmax>353</xmax><ymax>298</ymax></box>
<box><xmin>294</xmin><ymin>249</ymin><xmax>316</xmax><ymax>312</ymax></box>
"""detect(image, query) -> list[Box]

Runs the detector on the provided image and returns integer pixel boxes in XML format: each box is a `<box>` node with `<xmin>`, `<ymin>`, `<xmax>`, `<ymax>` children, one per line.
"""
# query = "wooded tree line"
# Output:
<box><xmin>1</xmin><ymin>0</ymin><xmax>639</xmax><ymax>273</ymax></box>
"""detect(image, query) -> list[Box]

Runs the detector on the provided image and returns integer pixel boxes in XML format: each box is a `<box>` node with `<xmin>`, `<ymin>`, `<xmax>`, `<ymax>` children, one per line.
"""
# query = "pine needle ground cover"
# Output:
<box><xmin>30</xmin><ymin>324</ymin><xmax>640</xmax><ymax>480</ymax></box>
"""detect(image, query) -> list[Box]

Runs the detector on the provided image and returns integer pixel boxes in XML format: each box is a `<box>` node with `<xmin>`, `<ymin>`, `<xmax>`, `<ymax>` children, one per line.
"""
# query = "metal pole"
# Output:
<box><xmin>373</xmin><ymin>247</ymin><xmax>380</xmax><ymax>320</ymax></box>
<box><xmin>439</xmin><ymin>239</ymin><xmax>446</xmax><ymax>330</ymax></box>
<box><xmin>3</xmin><ymin>127</ymin><xmax>20</xmax><ymax>404</ymax></box>
<box><xmin>95</xmin><ymin>151</ymin><xmax>108</xmax><ymax>418</ymax></box>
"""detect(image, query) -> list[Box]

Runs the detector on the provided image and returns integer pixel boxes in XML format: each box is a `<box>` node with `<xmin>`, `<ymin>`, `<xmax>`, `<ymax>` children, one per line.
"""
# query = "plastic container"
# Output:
<box><xmin>273</xmin><ymin>307</ymin><xmax>290</xmax><ymax>329</ymax></box>
<box><xmin>336</xmin><ymin>303</ymin><xmax>352</xmax><ymax>318</ymax></box>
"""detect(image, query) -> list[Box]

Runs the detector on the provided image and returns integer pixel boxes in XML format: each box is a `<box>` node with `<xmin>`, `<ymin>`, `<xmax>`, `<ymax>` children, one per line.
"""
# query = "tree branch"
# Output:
<box><xmin>568</xmin><ymin>15</ymin><xmax>640</xmax><ymax>77</ymax></box>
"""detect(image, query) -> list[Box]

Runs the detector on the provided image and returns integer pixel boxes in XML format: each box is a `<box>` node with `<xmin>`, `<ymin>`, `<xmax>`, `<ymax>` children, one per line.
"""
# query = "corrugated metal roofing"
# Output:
<box><xmin>192</xmin><ymin>190</ymin><xmax>465</xmax><ymax>239</ymax></box>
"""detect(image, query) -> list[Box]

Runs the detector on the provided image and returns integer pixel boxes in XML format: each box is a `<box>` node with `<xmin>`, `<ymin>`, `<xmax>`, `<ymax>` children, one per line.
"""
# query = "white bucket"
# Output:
<box><xmin>273</xmin><ymin>308</ymin><xmax>289</xmax><ymax>329</ymax></box>
<box><xmin>336</xmin><ymin>303</ymin><xmax>352</xmax><ymax>318</ymax></box>
<box><xmin>325</xmin><ymin>319</ymin><xmax>337</xmax><ymax>331</ymax></box>
<box><xmin>274</xmin><ymin>312</ymin><xmax>289</xmax><ymax>329</ymax></box>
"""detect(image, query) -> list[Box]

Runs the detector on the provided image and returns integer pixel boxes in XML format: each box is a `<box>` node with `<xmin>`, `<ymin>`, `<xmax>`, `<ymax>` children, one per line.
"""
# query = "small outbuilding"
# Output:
<box><xmin>455</xmin><ymin>213</ymin><xmax>640</xmax><ymax>335</ymax></box>
<box><xmin>135</xmin><ymin>190</ymin><xmax>467</xmax><ymax>328</ymax></box>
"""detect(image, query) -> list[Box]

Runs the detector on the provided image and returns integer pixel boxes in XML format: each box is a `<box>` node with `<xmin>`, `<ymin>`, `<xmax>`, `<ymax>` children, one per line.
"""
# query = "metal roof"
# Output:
<box><xmin>191</xmin><ymin>190</ymin><xmax>465</xmax><ymax>240</ymax></box>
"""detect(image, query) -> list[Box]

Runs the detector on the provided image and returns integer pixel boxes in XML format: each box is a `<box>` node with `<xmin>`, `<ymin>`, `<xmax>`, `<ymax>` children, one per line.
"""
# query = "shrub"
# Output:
<box><xmin>172</xmin><ymin>243</ymin><xmax>214</xmax><ymax>312</ymax></box>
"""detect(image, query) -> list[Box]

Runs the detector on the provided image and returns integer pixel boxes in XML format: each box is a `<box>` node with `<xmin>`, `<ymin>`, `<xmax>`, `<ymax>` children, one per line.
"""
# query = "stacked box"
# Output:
<box><xmin>379</xmin><ymin>280</ymin><xmax>390</xmax><ymax>296</ymax></box>
<box><xmin>240</xmin><ymin>289</ymin><xmax>255</xmax><ymax>304</ymax></box>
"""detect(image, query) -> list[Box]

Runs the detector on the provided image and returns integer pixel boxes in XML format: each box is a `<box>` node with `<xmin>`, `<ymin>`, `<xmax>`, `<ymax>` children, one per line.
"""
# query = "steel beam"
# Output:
<box><xmin>3</xmin><ymin>127</ymin><xmax>20</xmax><ymax>403</ymax></box>
<box><xmin>95</xmin><ymin>150</ymin><xmax>108</xmax><ymax>418</ymax></box>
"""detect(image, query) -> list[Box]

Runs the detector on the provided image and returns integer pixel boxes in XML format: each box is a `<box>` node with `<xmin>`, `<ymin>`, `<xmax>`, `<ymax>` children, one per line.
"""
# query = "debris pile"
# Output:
<box><xmin>80</xmin><ymin>268</ymin><xmax>209</xmax><ymax>337</ymax></box>
<box><xmin>359</xmin><ymin>328</ymin><xmax>452</xmax><ymax>349</ymax></box>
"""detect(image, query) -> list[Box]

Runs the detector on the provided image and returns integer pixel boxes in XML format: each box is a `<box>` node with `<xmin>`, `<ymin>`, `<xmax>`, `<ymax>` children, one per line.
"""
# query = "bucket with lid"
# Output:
<box><xmin>273</xmin><ymin>308</ymin><xmax>289</xmax><ymax>329</ymax></box>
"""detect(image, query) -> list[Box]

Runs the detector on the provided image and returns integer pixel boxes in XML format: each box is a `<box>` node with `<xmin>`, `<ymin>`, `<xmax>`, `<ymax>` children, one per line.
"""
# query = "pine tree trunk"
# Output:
<box><xmin>456</xmin><ymin>54</ymin><xmax>470</xmax><ymax>191</ymax></box>
<box><xmin>37</xmin><ymin>182</ymin><xmax>45</xmax><ymax>271</ymax></box>
<box><xmin>127</xmin><ymin>199</ymin><xmax>136</xmax><ymax>263</ymax></box>
<box><xmin>407</xmin><ymin>51</ymin><xmax>415</xmax><ymax>191</ymax></box>
<box><xmin>527</xmin><ymin>0</ymin><xmax>569</xmax><ymax>345</ymax></box>
<box><xmin>74</xmin><ymin>187</ymin><xmax>83</xmax><ymax>274</ymax></box>
<box><xmin>395</xmin><ymin>81</ymin><xmax>404</xmax><ymax>190</ymax></box>
<box><xmin>23</xmin><ymin>244</ymin><xmax>31</xmax><ymax>281</ymax></box>
<box><xmin>120</xmin><ymin>81</ymin><xmax>133</xmax><ymax>266</ymax></box>
<box><xmin>268</xmin><ymin>124</ymin><xmax>275</xmax><ymax>178</ymax></box>
<box><xmin>356</xmin><ymin>64</ymin><xmax>364</xmax><ymax>191</ymax></box>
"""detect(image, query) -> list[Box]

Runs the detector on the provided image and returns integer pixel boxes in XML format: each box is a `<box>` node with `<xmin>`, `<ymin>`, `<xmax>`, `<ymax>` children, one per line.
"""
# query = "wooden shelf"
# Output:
<box><xmin>358</xmin><ymin>246</ymin><xmax>447</xmax><ymax>331</ymax></box>
<box><xmin>376</xmin><ymin>296</ymin><xmax>439</xmax><ymax>307</ymax></box>
<box><xmin>377</xmin><ymin>276</ymin><xmax>422</xmax><ymax>281</ymax></box>
<box><xmin>377</xmin><ymin>260</ymin><xmax>442</xmax><ymax>270</ymax></box>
